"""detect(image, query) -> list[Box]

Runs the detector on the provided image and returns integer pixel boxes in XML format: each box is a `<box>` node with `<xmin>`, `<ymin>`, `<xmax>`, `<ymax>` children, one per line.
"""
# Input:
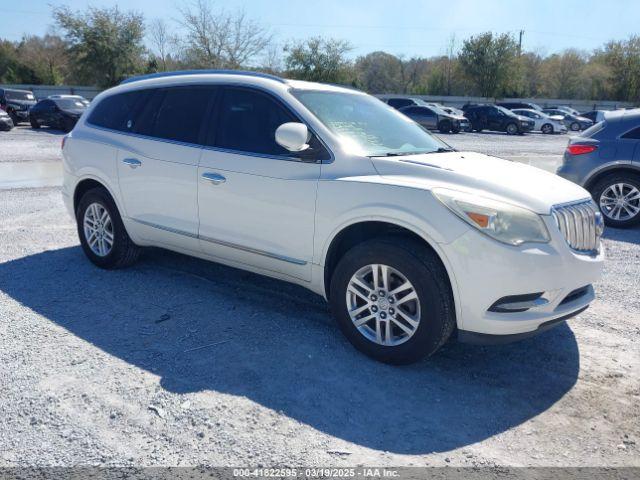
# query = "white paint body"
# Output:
<box><xmin>61</xmin><ymin>73</ymin><xmax>604</xmax><ymax>338</ymax></box>
<box><xmin>512</xmin><ymin>109</ymin><xmax>568</xmax><ymax>134</ymax></box>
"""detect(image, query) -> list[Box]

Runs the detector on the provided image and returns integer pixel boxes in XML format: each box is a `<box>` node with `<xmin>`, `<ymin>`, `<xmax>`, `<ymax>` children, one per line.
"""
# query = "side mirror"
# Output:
<box><xmin>275</xmin><ymin>122</ymin><xmax>309</xmax><ymax>152</ymax></box>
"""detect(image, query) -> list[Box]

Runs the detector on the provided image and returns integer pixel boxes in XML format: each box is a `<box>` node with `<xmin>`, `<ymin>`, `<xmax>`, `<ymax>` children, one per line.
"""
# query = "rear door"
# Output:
<box><xmin>197</xmin><ymin>86</ymin><xmax>323</xmax><ymax>281</ymax></box>
<box><xmin>115</xmin><ymin>86</ymin><xmax>216</xmax><ymax>251</ymax></box>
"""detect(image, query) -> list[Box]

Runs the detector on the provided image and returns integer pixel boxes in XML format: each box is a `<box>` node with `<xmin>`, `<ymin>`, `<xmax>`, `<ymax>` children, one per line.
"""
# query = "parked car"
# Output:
<box><xmin>439</xmin><ymin>105</ymin><xmax>472</xmax><ymax>131</ymax></box>
<box><xmin>496</xmin><ymin>101</ymin><xmax>543</xmax><ymax>112</ymax></box>
<box><xmin>0</xmin><ymin>110</ymin><xmax>14</xmax><ymax>131</ymax></box>
<box><xmin>581</xmin><ymin>110</ymin><xmax>607</xmax><ymax>124</ymax></box>
<box><xmin>543</xmin><ymin>109</ymin><xmax>593</xmax><ymax>131</ymax></box>
<box><xmin>383</xmin><ymin>96</ymin><xmax>430</xmax><ymax>110</ymax></box>
<box><xmin>29</xmin><ymin>97</ymin><xmax>87</xmax><ymax>132</ymax></box>
<box><xmin>462</xmin><ymin>104</ymin><xmax>534</xmax><ymax>134</ymax></box>
<box><xmin>49</xmin><ymin>94</ymin><xmax>90</xmax><ymax>106</ymax></box>
<box><xmin>512</xmin><ymin>108</ymin><xmax>567</xmax><ymax>134</ymax></box>
<box><xmin>557</xmin><ymin>108</ymin><xmax>640</xmax><ymax>227</ymax></box>
<box><xmin>398</xmin><ymin>104</ymin><xmax>469</xmax><ymax>133</ymax></box>
<box><xmin>62</xmin><ymin>70</ymin><xmax>603</xmax><ymax>364</ymax></box>
<box><xmin>0</xmin><ymin>88</ymin><xmax>37</xmax><ymax>125</ymax></box>
<box><xmin>549</xmin><ymin>105</ymin><xmax>581</xmax><ymax>117</ymax></box>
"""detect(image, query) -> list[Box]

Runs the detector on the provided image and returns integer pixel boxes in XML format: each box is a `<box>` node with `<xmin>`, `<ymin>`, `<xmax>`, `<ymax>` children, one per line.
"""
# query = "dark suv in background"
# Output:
<box><xmin>497</xmin><ymin>101</ymin><xmax>543</xmax><ymax>112</ymax></box>
<box><xmin>0</xmin><ymin>88</ymin><xmax>37</xmax><ymax>125</ymax></box>
<box><xmin>398</xmin><ymin>104</ymin><xmax>469</xmax><ymax>133</ymax></box>
<box><xmin>558</xmin><ymin>109</ymin><xmax>640</xmax><ymax>227</ymax></box>
<box><xmin>29</xmin><ymin>96</ymin><xmax>88</xmax><ymax>132</ymax></box>
<box><xmin>462</xmin><ymin>104</ymin><xmax>534</xmax><ymax>134</ymax></box>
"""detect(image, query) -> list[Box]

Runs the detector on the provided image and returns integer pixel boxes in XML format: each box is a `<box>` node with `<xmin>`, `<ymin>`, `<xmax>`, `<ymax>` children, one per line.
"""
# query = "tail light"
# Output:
<box><xmin>566</xmin><ymin>144</ymin><xmax>597</xmax><ymax>155</ymax></box>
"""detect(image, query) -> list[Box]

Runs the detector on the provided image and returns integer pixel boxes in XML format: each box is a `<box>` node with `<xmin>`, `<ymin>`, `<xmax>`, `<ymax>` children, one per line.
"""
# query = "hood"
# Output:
<box><xmin>516</xmin><ymin>115</ymin><xmax>533</xmax><ymax>123</ymax></box>
<box><xmin>549</xmin><ymin>115</ymin><xmax>565</xmax><ymax>122</ymax></box>
<box><xmin>371</xmin><ymin>151</ymin><xmax>590</xmax><ymax>214</ymax></box>
<box><xmin>448</xmin><ymin>114</ymin><xmax>468</xmax><ymax>121</ymax></box>
<box><xmin>62</xmin><ymin>108</ymin><xmax>85</xmax><ymax>116</ymax></box>
<box><xmin>575</xmin><ymin>116</ymin><xmax>592</xmax><ymax>123</ymax></box>
<box><xmin>7</xmin><ymin>99</ymin><xmax>36</xmax><ymax>107</ymax></box>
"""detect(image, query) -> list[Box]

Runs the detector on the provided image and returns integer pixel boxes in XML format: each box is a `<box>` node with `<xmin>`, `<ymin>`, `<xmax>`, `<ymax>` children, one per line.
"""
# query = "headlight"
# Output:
<box><xmin>433</xmin><ymin>188</ymin><xmax>550</xmax><ymax>246</ymax></box>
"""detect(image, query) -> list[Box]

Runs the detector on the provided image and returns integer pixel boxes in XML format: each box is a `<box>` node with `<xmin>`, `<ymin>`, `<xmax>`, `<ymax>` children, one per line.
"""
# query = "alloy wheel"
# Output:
<box><xmin>83</xmin><ymin>202</ymin><xmax>114</xmax><ymax>257</ymax></box>
<box><xmin>599</xmin><ymin>183</ymin><xmax>640</xmax><ymax>221</ymax></box>
<box><xmin>346</xmin><ymin>264</ymin><xmax>421</xmax><ymax>346</ymax></box>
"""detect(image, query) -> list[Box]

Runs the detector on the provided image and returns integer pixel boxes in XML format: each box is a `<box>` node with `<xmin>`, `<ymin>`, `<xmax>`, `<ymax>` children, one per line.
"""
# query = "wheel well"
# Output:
<box><xmin>323</xmin><ymin>221</ymin><xmax>443</xmax><ymax>299</ymax></box>
<box><xmin>585</xmin><ymin>167</ymin><xmax>640</xmax><ymax>191</ymax></box>
<box><xmin>73</xmin><ymin>179</ymin><xmax>107</xmax><ymax>214</ymax></box>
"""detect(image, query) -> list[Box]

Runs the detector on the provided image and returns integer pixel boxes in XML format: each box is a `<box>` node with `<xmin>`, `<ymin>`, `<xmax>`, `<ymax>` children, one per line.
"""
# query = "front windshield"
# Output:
<box><xmin>54</xmin><ymin>99</ymin><xmax>87</xmax><ymax>109</ymax></box>
<box><xmin>291</xmin><ymin>90</ymin><xmax>450</xmax><ymax>156</ymax></box>
<box><xmin>6</xmin><ymin>91</ymin><xmax>35</xmax><ymax>101</ymax></box>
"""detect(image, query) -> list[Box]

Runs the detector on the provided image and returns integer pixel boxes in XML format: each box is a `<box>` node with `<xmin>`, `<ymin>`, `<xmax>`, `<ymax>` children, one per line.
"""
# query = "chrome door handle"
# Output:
<box><xmin>202</xmin><ymin>172</ymin><xmax>226</xmax><ymax>185</ymax></box>
<box><xmin>122</xmin><ymin>158</ymin><xmax>142</xmax><ymax>168</ymax></box>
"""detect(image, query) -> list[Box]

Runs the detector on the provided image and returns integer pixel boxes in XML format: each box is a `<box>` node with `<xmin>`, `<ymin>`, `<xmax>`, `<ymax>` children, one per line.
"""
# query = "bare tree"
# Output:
<box><xmin>148</xmin><ymin>18</ymin><xmax>176</xmax><ymax>71</ymax></box>
<box><xmin>176</xmin><ymin>0</ymin><xmax>272</xmax><ymax>69</ymax></box>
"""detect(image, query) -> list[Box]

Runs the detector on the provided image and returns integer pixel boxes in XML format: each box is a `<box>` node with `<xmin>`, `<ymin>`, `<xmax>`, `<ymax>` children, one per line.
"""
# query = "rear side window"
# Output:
<box><xmin>388</xmin><ymin>98</ymin><xmax>412</xmax><ymax>109</ymax></box>
<box><xmin>580</xmin><ymin>121</ymin><xmax>605</xmax><ymax>138</ymax></box>
<box><xmin>151</xmin><ymin>86</ymin><xmax>214</xmax><ymax>144</ymax></box>
<box><xmin>621</xmin><ymin>126</ymin><xmax>640</xmax><ymax>139</ymax></box>
<box><xmin>87</xmin><ymin>90</ymin><xmax>150</xmax><ymax>131</ymax></box>
<box><xmin>212</xmin><ymin>87</ymin><xmax>296</xmax><ymax>156</ymax></box>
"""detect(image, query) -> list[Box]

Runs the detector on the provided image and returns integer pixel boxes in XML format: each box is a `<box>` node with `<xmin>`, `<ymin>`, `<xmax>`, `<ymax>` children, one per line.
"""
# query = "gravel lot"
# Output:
<box><xmin>0</xmin><ymin>126</ymin><xmax>638</xmax><ymax>468</ymax></box>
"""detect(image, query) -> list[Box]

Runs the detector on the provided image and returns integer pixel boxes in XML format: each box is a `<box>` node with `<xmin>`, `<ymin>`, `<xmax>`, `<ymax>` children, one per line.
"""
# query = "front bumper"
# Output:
<box><xmin>0</xmin><ymin>118</ymin><xmax>13</xmax><ymax>130</ymax></box>
<box><xmin>440</xmin><ymin>216</ymin><xmax>604</xmax><ymax>338</ymax></box>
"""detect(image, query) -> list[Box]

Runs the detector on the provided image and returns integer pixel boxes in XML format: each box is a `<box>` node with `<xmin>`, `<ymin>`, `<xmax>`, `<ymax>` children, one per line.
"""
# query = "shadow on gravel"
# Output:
<box><xmin>602</xmin><ymin>226</ymin><xmax>640</xmax><ymax>245</ymax></box>
<box><xmin>0</xmin><ymin>246</ymin><xmax>580</xmax><ymax>454</ymax></box>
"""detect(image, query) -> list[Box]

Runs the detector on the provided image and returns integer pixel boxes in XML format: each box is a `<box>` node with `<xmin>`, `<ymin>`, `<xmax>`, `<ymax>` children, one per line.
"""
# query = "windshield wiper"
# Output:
<box><xmin>432</xmin><ymin>147</ymin><xmax>456</xmax><ymax>153</ymax></box>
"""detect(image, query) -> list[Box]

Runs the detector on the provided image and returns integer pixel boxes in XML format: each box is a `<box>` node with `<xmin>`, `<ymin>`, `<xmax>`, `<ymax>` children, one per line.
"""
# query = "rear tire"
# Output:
<box><xmin>541</xmin><ymin>123</ymin><xmax>553</xmax><ymax>134</ymax></box>
<box><xmin>329</xmin><ymin>236</ymin><xmax>455</xmax><ymax>365</ymax></box>
<box><xmin>76</xmin><ymin>187</ymin><xmax>141</xmax><ymax>269</ymax></box>
<box><xmin>590</xmin><ymin>173</ymin><xmax>640</xmax><ymax>228</ymax></box>
<box><xmin>570</xmin><ymin>121</ymin><xmax>581</xmax><ymax>131</ymax></box>
<box><xmin>30</xmin><ymin>118</ymin><xmax>40</xmax><ymax>129</ymax></box>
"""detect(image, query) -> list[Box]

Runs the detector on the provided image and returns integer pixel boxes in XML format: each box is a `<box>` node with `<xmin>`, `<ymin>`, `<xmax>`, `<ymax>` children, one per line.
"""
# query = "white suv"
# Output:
<box><xmin>61</xmin><ymin>71</ymin><xmax>605</xmax><ymax>364</ymax></box>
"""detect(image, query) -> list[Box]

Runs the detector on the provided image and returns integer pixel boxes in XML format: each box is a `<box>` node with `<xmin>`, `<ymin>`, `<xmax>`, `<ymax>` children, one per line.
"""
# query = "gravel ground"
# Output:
<box><xmin>0</xmin><ymin>126</ymin><xmax>638</xmax><ymax>468</ymax></box>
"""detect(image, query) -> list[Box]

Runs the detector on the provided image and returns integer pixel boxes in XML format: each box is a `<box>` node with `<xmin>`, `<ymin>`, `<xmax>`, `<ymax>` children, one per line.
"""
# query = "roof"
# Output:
<box><xmin>116</xmin><ymin>70</ymin><xmax>362</xmax><ymax>96</ymax></box>
<box><xmin>121</xmin><ymin>69</ymin><xmax>287</xmax><ymax>85</ymax></box>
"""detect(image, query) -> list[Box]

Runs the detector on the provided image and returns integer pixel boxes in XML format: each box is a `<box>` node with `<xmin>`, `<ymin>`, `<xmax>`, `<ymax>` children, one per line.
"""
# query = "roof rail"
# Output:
<box><xmin>120</xmin><ymin>69</ymin><xmax>287</xmax><ymax>85</ymax></box>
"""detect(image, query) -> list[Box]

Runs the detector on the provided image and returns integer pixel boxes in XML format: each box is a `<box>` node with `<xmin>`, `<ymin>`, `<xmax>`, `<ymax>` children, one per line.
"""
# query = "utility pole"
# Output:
<box><xmin>518</xmin><ymin>30</ymin><xmax>525</xmax><ymax>56</ymax></box>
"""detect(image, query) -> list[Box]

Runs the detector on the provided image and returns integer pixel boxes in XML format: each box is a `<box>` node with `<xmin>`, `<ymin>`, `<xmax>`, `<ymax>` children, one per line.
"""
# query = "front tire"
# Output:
<box><xmin>76</xmin><ymin>187</ymin><xmax>141</xmax><ymax>268</ymax></box>
<box><xmin>329</xmin><ymin>237</ymin><xmax>455</xmax><ymax>365</ymax></box>
<box><xmin>570</xmin><ymin>121</ymin><xmax>581</xmax><ymax>131</ymax></box>
<box><xmin>506</xmin><ymin>122</ymin><xmax>518</xmax><ymax>135</ymax></box>
<box><xmin>30</xmin><ymin>117</ymin><xmax>40</xmax><ymax>129</ymax></box>
<box><xmin>438</xmin><ymin>120</ymin><xmax>452</xmax><ymax>133</ymax></box>
<box><xmin>591</xmin><ymin>173</ymin><xmax>640</xmax><ymax>228</ymax></box>
<box><xmin>541</xmin><ymin>123</ymin><xmax>553</xmax><ymax>134</ymax></box>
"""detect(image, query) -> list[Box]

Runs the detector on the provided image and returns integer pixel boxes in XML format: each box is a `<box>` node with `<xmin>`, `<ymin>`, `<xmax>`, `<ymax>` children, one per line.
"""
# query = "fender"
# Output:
<box><xmin>584</xmin><ymin>161</ymin><xmax>640</xmax><ymax>190</ymax></box>
<box><xmin>317</xmin><ymin>214</ymin><xmax>462</xmax><ymax>326</ymax></box>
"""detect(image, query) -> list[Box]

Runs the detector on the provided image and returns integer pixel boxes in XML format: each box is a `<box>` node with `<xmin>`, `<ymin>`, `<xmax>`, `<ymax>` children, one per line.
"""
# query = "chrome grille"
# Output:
<box><xmin>552</xmin><ymin>200</ymin><xmax>603</xmax><ymax>254</ymax></box>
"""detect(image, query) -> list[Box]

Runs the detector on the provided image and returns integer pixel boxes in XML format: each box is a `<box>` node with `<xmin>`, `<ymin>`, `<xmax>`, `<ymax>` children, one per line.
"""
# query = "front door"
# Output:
<box><xmin>197</xmin><ymin>86</ymin><xmax>322</xmax><ymax>281</ymax></box>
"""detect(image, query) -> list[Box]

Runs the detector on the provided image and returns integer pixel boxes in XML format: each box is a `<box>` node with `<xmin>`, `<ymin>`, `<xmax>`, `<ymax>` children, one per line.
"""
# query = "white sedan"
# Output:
<box><xmin>513</xmin><ymin>109</ymin><xmax>567</xmax><ymax>134</ymax></box>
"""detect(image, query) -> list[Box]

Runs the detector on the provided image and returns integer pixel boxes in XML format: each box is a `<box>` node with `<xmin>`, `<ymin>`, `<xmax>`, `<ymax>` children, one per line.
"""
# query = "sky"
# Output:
<box><xmin>2</xmin><ymin>0</ymin><xmax>639</xmax><ymax>59</ymax></box>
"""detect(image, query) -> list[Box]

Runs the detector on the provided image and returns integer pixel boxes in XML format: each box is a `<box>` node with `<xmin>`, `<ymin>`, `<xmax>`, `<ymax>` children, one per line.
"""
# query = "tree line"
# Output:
<box><xmin>1</xmin><ymin>1</ymin><xmax>639</xmax><ymax>103</ymax></box>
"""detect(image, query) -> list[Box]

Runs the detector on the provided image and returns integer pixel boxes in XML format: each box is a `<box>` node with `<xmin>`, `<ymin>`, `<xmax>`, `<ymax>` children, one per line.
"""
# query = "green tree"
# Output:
<box><xmin>600</xmin><ymin>36</ymin><xmax>640</xmax><ymax>102</ymax></box>
<box><xmin>354</xmin><ymin>51</ymin><xmax>404</xmax><ymax>93</ymax></box>
<box><xmin>458</xmin><ymin>32</ymin><xmax>518</xmax><ymax>97</ymax></box>
<box><xmin>284</xmin><ymin>37</ymin><xmax>353</xmax><ymax>84</ymax></box>
<box><xmin>16</xmin><ymin>34</ymin><xmax>68</xmax><ymax>85</ymax></box>
<box><xmin>53</xmin><ymin>5</ymin><xmax>146</xmax><ymax>87</ymax></box>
